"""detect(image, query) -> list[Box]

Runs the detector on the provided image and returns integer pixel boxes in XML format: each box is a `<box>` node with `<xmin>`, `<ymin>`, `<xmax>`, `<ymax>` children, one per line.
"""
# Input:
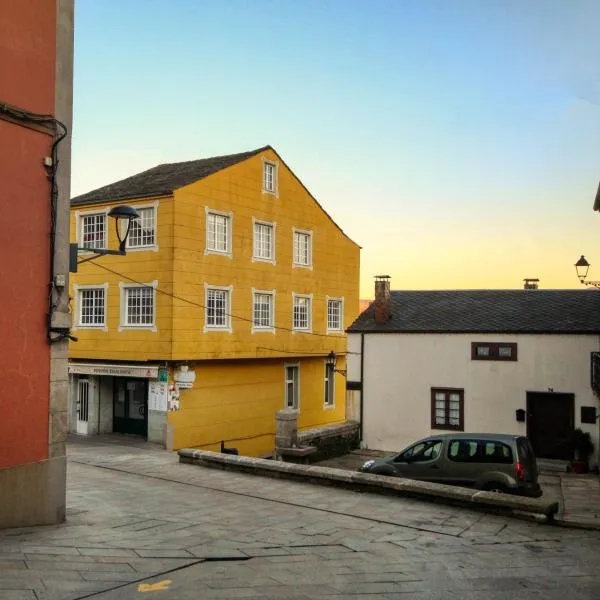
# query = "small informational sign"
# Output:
<box><xmin>174</xmin><ymin>365</ymin><xmax>196</xmax><ymax>389</ymax></box>
<box><xmin>148</xmin><ymin>381</ymin><xmax>168</xmax><ymax>412</ymax></box>
<box><xmin>158</xmin><ymin>368</ymin><xmax>168</xmax><ymax>383</ymax></box>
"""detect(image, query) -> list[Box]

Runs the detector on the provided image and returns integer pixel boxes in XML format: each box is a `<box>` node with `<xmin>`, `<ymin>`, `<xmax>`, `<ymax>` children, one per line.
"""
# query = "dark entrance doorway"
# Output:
<box><xmin>526</xmin><ymin>391</ymin><xmax>574</xmax><ymax>460</ymax></box>
<box><xmin>113</xmin><ymin>378</ymin><xmax>148</xmax><ymax>438</ymax></box>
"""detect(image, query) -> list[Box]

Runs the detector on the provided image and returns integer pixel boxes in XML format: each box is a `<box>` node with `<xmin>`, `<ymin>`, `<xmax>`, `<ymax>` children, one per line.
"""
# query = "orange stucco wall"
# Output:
<box><xmin>0</xmin><ymin>2</ymin><xmax>57</xmax><ymax>468</ymax></box>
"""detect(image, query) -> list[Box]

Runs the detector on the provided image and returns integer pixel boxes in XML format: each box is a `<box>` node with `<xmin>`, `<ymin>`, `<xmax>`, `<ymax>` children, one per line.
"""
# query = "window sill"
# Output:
<box><xmin>432</xmin><ymin>425</ymin><xmax>464</xmax><ymax>432</ymax></box>
<box><xmin>203</xmin><ymin>326</ymin><xmax>232</xmax><ymax>334</ymax></box>
<box><xmin>76</xmin><ymin>324</ymin><xmax>108</xmax><ymax>331</ymax></box>
<box><xmin>292</xmin><ymin>262</ymin><xmax>313</xmax><ymax>270</ymax></box>
<box><xmin>326</xmin><ymin>329</ymin><xmax>344</xmax><ymax>335</ymax></box>
<box><xmin>262</xmin><ymin>188</ymin><xmax>278</xmax><ymax>196</ymax></box>
<box><xmin>252</xmin><ymin>256</ymin><xmax>276</xmax><ymax>265</ymax></box>
<box><xmin>125</xmin><ymin>245</ymin><xmax>159</xmax><ymax>253</ymax></box>
<box><xmin>292</xmin><ymin>328</ymin><xmax>312</xmax><ymax>334</ymax></box>
<box><xmin>252</xmin><ymin>326</ymin><xmax>276</xmax><ymax>335</ymax></box>
<box><xmin>205</xmin><ymin>248</ymin><xmax>232</xmax><ymax>259</ymax></box>
<box><xmin>323</xmin><ymin>404</ymin><xmax>336</xmax><ymax>410</ymax></box>
<box><xmin>118</xmin><ymin>324</ymin><xmax>158</xmax><ymax>332</ymax></box>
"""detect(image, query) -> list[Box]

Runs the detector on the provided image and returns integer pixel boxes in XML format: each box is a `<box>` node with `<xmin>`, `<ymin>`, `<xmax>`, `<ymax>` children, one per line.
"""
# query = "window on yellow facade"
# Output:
<box><xmin>206</xmin><ymin>211</ymin><xmax>230</xmax><ymax>254</ymax></box>
<box><xmin>263</xmin><ymin>160</ymin><xmax>277</xmax><ymax>194</ymax></box>
<box><xmin>324</xmin><ymin>362</ymin><xmax>335</xmax><ymax>407</ymax></box>
<box><xmin>80</xmin><ymin>212</ymin><xmax>106</xmax><ymax>249</ymax></box>
<box><xmin>78</xmin><ymin>287</ymin><xmax>106</xmax><ymax>327</ymax></box>
<box><xmin>293</xmin><ymin>294</ymin><xmax>311</xmax><ymax>331</ymax></box>
<box><xmin>285</xmin><ymin>365</ymin><xmax>299</xmax><ymax>409</ymax></box>
<box><xmin>206</xmin><ymin>287</ymin><xmax>230</xmax><ymax>329</ymax></box>
<box><xmin>293</xmin><ymin>229</ymin><xmax>312</xmax><ymax>267</ymax></box>
<box><xmin>125</xmin><ymin>287</ymin><xmax>154</xmax><ymax>326</ymax></box>
<box><xmin>253</xmin><ymin>291</ymin><xmax>274</xmax><ymax>330</ymax></box>
<box><xmin>327</xmin><ymin>298</ymin><xmax>343</xmax><ymax>331</ymax></box>
<box><xmin>126</xmin><ymin>206</ymin><xmax>156</xmax><ymax>249</ymax></box>
<box><xmin>253</xmin><ymin>221</ymin><xmax>274</xmax><ymax>261</ymax></box>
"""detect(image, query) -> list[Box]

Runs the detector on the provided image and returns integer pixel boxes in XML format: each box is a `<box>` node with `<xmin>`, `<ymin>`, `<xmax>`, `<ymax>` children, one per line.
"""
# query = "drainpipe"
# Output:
<box><xmin>359</xmin><ymin>332</ymin><xmax>365</xmax><ymax>444</ymax></box>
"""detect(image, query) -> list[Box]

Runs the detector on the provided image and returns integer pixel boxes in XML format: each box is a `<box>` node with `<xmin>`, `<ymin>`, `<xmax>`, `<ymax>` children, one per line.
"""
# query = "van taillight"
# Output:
<box><xmin>516</xmin><ymin>462</ymin><xmax>524</xmax><ymax>481</ymax></box>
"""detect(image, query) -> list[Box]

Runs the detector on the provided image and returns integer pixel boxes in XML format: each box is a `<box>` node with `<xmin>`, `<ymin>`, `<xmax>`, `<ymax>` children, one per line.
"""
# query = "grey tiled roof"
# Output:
<box><xmin>71</xmin><ymin>146</ymin><xmax>269</xmax><ymax>205</ymax></box>
<box><xmin>348</xmin><ymin>289</ymin><xmax>600</xmax><ymax>334</ymax></box>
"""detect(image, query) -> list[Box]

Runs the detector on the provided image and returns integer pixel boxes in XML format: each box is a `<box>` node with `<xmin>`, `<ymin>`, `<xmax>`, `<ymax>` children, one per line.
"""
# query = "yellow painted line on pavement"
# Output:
<box><xmin>138</xmin><ymin>579</ymin><xmax>172</xmax><ymax>592</ymax></box>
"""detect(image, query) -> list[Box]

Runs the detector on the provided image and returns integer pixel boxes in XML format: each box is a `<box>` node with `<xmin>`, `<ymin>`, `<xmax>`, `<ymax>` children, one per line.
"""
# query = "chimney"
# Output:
<box><xmin>374</xmin><ymin>275</ymin><xmax>391</xmax><ymax>324</ymax></box>
<box><xmin>523</xmin><ymin>278</ymin><xmax>539</xmax><ymax>290</ymax></box>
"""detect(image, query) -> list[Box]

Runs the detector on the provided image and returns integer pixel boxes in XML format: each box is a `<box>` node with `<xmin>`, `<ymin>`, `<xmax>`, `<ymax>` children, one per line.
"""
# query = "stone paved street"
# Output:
<box><xmin>1</xmin><ymin>436</ymin><xmax>600</xmax><ymax>599</ymax></box>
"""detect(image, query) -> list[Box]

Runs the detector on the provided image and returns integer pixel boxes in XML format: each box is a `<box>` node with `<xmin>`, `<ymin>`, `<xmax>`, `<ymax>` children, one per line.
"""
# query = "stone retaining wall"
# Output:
<box><xmin>178</xmin><ymin>448</ymin><xmax>559</xmax><ymax>522</ymax></box>
<box><xmin>297</xmin><ymin>420</ymin><xmax>360</xmax><ymax>462</ymax></box>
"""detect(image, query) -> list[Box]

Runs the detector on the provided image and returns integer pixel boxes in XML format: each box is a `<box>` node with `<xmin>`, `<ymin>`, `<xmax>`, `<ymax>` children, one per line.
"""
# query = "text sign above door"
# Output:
<box><xmin>69</xmin><ymin>363</ymin><xmax>159</xmax><ymax>379</ymax></box>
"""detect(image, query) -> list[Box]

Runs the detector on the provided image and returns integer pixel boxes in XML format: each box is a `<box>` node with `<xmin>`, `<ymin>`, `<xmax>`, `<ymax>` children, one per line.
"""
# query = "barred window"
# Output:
<box><xmin>293</xmin><ymin>231</ymin><xmax>311</xmax><ymax>266</ymax></box>
<box><xmin>253</xmin><ymin>292</ymin><xmax>273</xmax><ymax>328</ymax></box>
<box><xmin>207</xmin><ymin>212</ymin><xmax>230</xmax><ymax>253</ymax></box>
<box><xmin>125</xmin><ymin>287</ymin><xmax>154</xmax><ymax>326</ymax></box>
<box><xmin>127</xmin><ymin>207</ymin><xmax>155</xmax><ymax>248</ymax></box>
<box><xmin>78</xmin><ymin>288</ymin><xmax>105</xmax><ymax>326</ymax></box>
<box><xmin>81</xmin><ymin>213</ymin><xmax>106</xmax><ymax>249</ymax></box>
<box><xmin>254</xmin><ymin>222</ymin><xmax>273</xmax><ymax>260</ymax></box>
<box><xmin>206</xmin><ymin>288</ymin><xmax>229</xmax><ymax>328</ymax></box>
<box><xmin>327</xmin><ymin>299</ymin><xmax>343</xmax><ymax>331</ymax></box>
<box><xmin>285</xmin><ymin>365</ymin><xmax>299</xmax><ymax>409</ymax></box>
<box><xmin>293</xmin><ymin>295</ymin><xmax>311</xmax><ymax>330</ymax></box>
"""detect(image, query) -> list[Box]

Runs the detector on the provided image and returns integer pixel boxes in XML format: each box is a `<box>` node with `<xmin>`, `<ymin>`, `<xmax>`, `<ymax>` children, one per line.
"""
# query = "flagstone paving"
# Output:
<box><xmin>1</xmin><ymin>436</ymin><xmax>599</xmax><ymax>599</ymax></box>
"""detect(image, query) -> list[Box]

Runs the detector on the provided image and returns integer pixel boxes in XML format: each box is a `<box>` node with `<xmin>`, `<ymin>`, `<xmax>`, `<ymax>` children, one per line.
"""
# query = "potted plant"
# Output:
<box><xmin>571</xmin><ymin>428</ymin><xmax>594</xmax><ymax>474</ymax></box>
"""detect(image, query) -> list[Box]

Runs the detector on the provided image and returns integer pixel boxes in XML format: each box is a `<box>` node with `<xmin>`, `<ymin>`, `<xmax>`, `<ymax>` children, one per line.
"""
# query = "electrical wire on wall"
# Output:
<box><xmin>0</xmin><ymin>102</ymin><xmax>68</xmax><ymax>344</ymax></box>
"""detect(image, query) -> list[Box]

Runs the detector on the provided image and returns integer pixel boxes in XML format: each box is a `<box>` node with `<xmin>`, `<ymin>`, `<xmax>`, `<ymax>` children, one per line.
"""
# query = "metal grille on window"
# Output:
<box><xmin>264</xmin><ymin>162</ymin><xmax>275</xmax><ymax>192</ymax></box>
<box><xmin>207</xmin><ymin>213</ymin><xmax>228</xmax><ymax>252</ymax></box>
<box><xmin>126</xmin><ymin>287</ymin><xmax>154</xmax><ymax>325</ymax></box>
<box><xmin>82</xmin><ymin>213</ymin><xmax>106</xmax><ymax>249</ymax></box>
<box><xmin>327</xmin><ymin>300</ymin><xmax>342</xmax><ymax>330</ymax></box>
<box><xmin>293</xmin><ymin>296</ymin><xmax>310</xmax><ymax>329</ymax></box>
<box><xmin>253</xmin><ymin>293</ymin><xmax>272</xmax><ymax>328</ymax></box>
<box><xmin>207</xmin><ymin>289</ymin><xmax>228</xmax><ymax>327</ymax></box>
<box><xmin>127</xmin><ymin>207</ymin><xmax>155</xmax><ymax>248</ymax></box>
<box><xmin>254</xmin><ymin>223</ymin><xmax>272</xmax><ymax>259</ymax></box>
<box><xmin>79</xmin><ymin>288</ymin><xmax>105</xmax><ymax>326</ymax></box>
<box><xmin>294</xmin><ymin>232</ymin><xmax>310</xmax><ymax>265</ymax></box>
<box><xmin>435</xmin><ymin>392</ymin><xmax>446</xmax><ymax>425</ymax></box>
<box><xmin>448</xmin><ymin>392</ymin><xmax>461</xmax><ymax>426</ymax></box>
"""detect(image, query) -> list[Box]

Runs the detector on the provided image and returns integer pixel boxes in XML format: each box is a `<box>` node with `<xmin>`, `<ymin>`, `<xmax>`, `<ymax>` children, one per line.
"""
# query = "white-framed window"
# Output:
<box><xmin>252</xmin><ymin>289</ymin><xmax>275</xmax><ymax>332</ymax></box>
<box><xmin>263</xmin><ymin>160</ymin><xmax>277</xmax><ymax>194</ymax></box>
<box><xmin>119</xmin><ymin>281</ymin><xmax>157</xmax><ymax>331</ymax></box>
<box><xmin>126</xmin><ymin>204</ymin><xmax>157</xmax><ymax>249</ymax></box>
<box><xmin>327</xmin><ymin>298</ymin><xmax>343</xmax><ymax>332</ymax></box>
<box><xmin>292</xmin><ymin>293</ymin><xmax>312</xmax><ymax>331</ymax></box>
<box><xmin>74</xmin><ymin>284</ymin><xmax>108</xmax><ymax>330</ymax></box>
<box><xmin>285</xmin><ymin>364</ymin><xmax>299</xmax><ymax>409</ymax></box>
<box><xmin>253</xmin><ymin>219</ymin><xmax>275</xmax><ymax>262</ymax></box>
<box><xmin>80</xmin><ymin>212</ymin><xmax>107</xmax><ymax>249</ymax></box>
<box><xmin>206</xmin><ymin>209</ymin><xmax>232</xmax><ymax>256</ymax></box>
<box><xmin>293</xmin><ymin>228</ymin><xmax>312</xmax><ymax>267</ymax></box>
<box><xmin>204</xmin><ymin>284</ymin><xmax>232</xmax><ymax>331</ymax></box>
<box><xmin>324</xmin><ymin>361</ymin><xmax>335</xmax><ymax>407</ymax></box>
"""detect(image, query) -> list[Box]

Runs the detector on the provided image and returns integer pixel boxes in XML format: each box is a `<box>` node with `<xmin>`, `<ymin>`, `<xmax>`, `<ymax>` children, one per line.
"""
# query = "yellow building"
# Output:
<box><xmin>67</xmin><ymin>146</ymin><xmax>360</xmax><ymax>456</ymax></box>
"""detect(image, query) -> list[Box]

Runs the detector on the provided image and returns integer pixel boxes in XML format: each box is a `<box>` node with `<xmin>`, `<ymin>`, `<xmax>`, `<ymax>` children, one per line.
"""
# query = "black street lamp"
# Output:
<box><xmin>69</xmin><ymin>205</ymin><xmax>140</xmax><ymax>272</ymax></box>
<box><xmin>575</xmin><ymin>255</ymin><xmax>600</xmax><ymax>288</ymax></box>
<box><xmin>326</xmin><ymin>351</ymin><xmax>347</xmax><ymax>377</ymax></box>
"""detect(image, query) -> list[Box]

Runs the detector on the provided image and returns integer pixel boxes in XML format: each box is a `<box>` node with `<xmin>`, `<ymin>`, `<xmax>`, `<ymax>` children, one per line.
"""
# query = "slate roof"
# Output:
<box><xmin>347</xmin><ymin>289</ymin><xmax>600</xmax><ymax>334</ymax></box>
<box><xmin>71</xmin><ymin>146</ymin><xmax>269</xmax><ymax>205</ymax></box>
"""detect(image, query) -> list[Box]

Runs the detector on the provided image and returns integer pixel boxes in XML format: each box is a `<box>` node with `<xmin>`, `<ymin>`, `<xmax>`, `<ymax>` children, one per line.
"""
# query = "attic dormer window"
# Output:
<box><xmin>263</xmin><ymin>160</ymin><xmax>277</xmax><ymax>194</ymax></box>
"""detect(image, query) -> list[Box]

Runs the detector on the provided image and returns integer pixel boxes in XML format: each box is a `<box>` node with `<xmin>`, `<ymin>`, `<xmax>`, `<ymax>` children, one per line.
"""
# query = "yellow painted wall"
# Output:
<box><xmin>171</xmin><ymin>148</ymin><xmax>360</xmax><ymax>361</ymax></box>
<box><xmin>68</xmin><ymin>196</ymin><xmax>174</xmax><ymax>361</ymax></box>
<box><xmin>168</xmin><ymin>356</ymin><xmax>347</xmax><ymax>455</ymax></box>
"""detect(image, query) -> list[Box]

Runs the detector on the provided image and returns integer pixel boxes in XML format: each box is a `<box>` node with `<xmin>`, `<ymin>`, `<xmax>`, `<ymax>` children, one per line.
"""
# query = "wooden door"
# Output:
<box><xmin>526</xmin><ymin>392</ymin><xmax>574</xmax><ymax>460</ymax></box>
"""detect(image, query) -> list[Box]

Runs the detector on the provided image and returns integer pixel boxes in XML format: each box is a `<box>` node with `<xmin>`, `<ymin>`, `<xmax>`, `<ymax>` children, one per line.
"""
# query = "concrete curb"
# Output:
<box><xmin>178</xmin><ymin>449</ymin><xmax>559</xmax><ymax>523</ymax></box>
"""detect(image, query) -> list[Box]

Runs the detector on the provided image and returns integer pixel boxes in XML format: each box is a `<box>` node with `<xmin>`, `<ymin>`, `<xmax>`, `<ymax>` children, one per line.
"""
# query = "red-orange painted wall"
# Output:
<box><xmin>0</xmin><ymin>2</ymin><xmax>57</xmax><ymax>468</ymax></box>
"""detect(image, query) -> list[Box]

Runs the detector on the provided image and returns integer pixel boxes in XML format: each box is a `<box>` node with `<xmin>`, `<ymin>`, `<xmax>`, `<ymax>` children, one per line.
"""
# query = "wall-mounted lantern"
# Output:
<box><xmin>326</xmin><ymin>351</ymin><xmax>347</xmax><ymax>378</ymax></box>
<box><xmin>69</xmin><ymin>205</ymin><xmax>140</xmax><ymax>272</ymax></box>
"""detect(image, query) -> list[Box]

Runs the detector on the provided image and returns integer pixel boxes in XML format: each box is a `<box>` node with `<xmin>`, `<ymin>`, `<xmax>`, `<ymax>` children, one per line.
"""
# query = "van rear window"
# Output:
<box><xmin>448</xmin><ymin>439</ymin><xmax>513</xmax><ymax>464</ymax></box>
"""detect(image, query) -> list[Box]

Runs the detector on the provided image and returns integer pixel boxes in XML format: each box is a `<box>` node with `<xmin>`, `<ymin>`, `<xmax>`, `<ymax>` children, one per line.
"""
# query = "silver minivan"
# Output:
<box><xmin>359</xmin><ymin>433</ymin><xmax>542</xmax><ymax>497</ymax></box>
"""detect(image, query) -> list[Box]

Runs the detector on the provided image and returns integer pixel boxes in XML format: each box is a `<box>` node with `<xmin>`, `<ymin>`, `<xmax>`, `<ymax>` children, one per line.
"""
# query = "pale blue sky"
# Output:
<box><xmin>72</xmin><ymin>0</ymin><xmax>600</xmax><ymax>297</ymax></box>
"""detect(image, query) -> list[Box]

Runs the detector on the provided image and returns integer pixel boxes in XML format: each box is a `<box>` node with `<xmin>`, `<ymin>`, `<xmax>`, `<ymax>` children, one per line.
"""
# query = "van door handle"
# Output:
<box><xmin>430</xmin><ymin>464</ymin><xmax>439</xmax><ymax>469</ymax></box>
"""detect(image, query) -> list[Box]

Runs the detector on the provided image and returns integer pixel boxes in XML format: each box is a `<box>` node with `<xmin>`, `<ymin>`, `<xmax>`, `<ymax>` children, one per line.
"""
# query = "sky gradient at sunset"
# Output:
<box><xmin>72</xmin><ymin>0</ymin><xmax>600</xmax><ymax>298</ymax></box>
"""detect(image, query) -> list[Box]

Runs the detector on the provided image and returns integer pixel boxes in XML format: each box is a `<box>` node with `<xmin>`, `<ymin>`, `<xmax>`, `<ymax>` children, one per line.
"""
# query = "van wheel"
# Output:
<box><xmin>482</xmin><ymin>483</ymin><xmax>507</xmax><ymax>493</ymax></box>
